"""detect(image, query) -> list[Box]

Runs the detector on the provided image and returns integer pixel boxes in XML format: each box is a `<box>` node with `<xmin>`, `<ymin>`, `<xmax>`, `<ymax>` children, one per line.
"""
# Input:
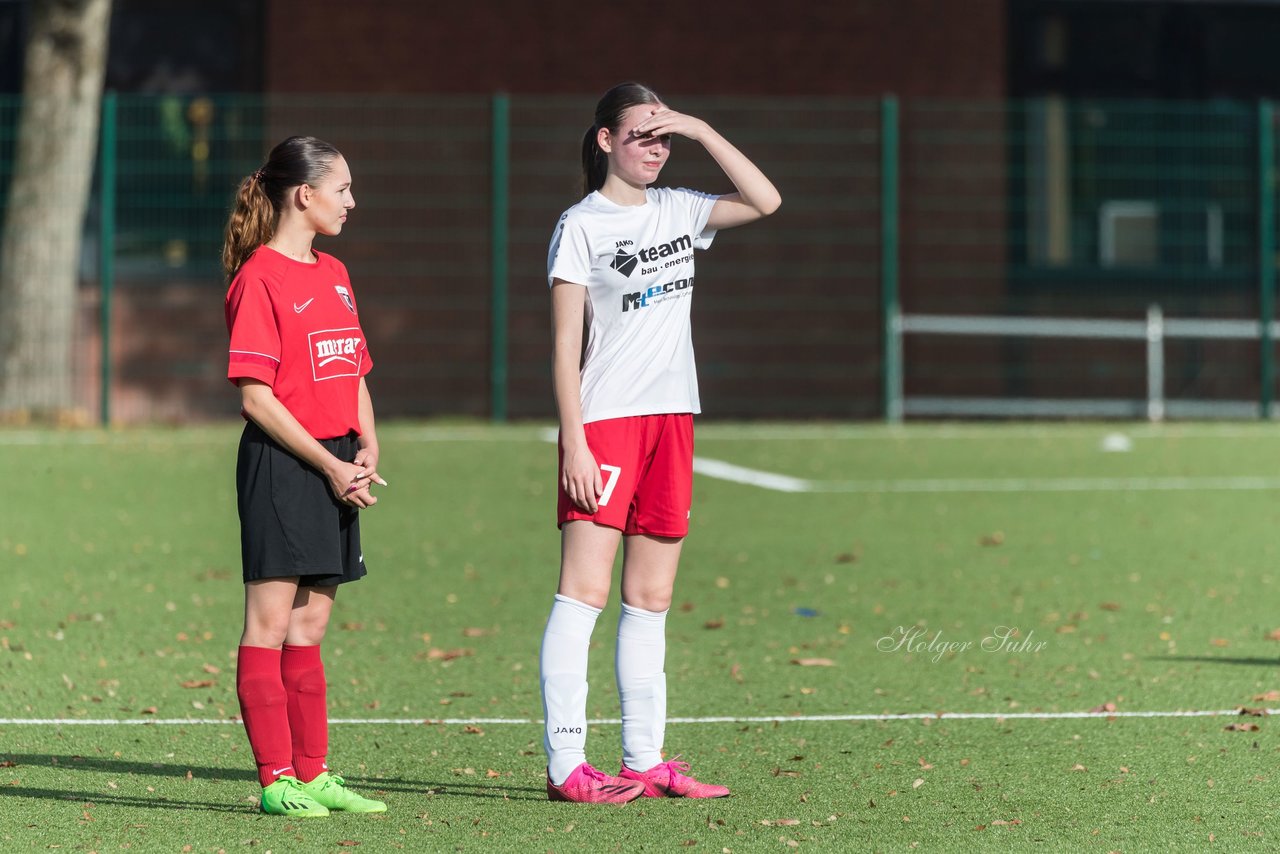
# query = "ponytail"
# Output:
<box><xmin>221</xmin><ymin>174</ymin><xmax>276</xmax><ymax>281</ymax></box>
<box><xmin>581</xmin><ymin>125</ymin><xmax>608</xmax><ymax>197</ymax></box>
<box><xmin>578</xmin><ymin>82</ymin><xmax>663</xmax><ymax>199</ymax></box>
<box><xmin>220</xmin><ymin>136</ymin><xmax>344</xmax><ymax>282</ymax></box>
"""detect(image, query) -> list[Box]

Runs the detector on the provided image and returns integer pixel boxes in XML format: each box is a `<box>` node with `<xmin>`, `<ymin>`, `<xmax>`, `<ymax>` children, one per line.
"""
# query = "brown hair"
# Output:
<box><xmin>580</xmin><ymin>82</ymin><xmax>663</xmax><ymax>197</ymax></box>
<box><xmin>221</xmin><ymin>136</ymin><xmax>342</xmax><ymax>281</ymax></box>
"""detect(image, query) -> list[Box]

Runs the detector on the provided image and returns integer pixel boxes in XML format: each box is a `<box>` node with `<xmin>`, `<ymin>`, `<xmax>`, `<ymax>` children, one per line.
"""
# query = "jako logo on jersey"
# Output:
<box><xmin>622</xmin><ymin>276</ymin><xmax>694</xmax><ymax>312</ymax></box>
<box><xmin>308</xmin><ymin>328</ymin><xmax>363</xmax><ymax>380</ymax></box>
<box><xmin>334</xmin><ymin>284</ymin><xmax>356</xmax><ymax>314</ymax></box>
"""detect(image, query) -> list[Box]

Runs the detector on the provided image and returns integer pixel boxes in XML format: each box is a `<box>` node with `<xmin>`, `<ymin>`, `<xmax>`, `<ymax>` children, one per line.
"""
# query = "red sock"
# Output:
<box><xmin>236</xmin><ymin>645</ymin><xmax>293</xmax><ymax>787</ymax></box>
<box><xmin>281</xmin><ymin>643</ymin><xmax>329</xmax><ymax>783</ymax></box>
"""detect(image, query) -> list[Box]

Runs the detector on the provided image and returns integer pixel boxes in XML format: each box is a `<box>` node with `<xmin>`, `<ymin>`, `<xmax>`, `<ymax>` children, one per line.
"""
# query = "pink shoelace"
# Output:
<box><xmin>653</xmin><ymin>757</ymin><xmax>692</xmax><ymax>783</ymax></box>
<box><xmin>577</xmin><ymin>763</ymin><xmax>609</xmax><ymax>783</ymax></box>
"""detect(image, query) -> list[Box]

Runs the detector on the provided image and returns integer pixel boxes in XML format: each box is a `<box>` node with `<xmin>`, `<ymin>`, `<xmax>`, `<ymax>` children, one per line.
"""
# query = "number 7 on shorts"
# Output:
<box><xmin>598</xmin><ymin>464</ymin><xmax>622</xmax><ymax>506</ymax></box>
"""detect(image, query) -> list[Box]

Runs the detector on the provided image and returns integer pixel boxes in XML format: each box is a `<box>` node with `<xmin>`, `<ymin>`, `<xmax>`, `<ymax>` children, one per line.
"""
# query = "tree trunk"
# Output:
<box><xmin>0</xmin><ymin>0</ymin><xmax>112</xmax><ymax>418</ymax></box>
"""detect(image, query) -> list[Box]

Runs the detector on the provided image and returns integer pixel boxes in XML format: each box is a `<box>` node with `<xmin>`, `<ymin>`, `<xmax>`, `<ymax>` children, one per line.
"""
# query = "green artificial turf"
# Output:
<box><xmin>3</xmin><ymin>421</ymin><xmax>1280</xmax><ymax>851</ymax></box>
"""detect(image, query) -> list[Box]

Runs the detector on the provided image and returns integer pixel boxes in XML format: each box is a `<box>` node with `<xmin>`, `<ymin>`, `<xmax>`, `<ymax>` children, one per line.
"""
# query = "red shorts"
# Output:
<box><xmin>557</xmin><ymin>414</ymin><xmax>694</xmax><ymax>537</ymax></box>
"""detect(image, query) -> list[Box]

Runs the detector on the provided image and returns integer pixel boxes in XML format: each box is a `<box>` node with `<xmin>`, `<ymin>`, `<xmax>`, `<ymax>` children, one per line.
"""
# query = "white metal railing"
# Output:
<box><xmin>890</xmin><ymin>305</ymin><xmax>1276</xmax><ymax>421</ymax></box>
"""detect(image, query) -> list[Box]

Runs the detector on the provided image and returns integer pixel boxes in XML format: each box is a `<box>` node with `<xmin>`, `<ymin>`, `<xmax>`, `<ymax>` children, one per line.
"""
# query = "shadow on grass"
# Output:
<box><xmin>0</xmin><ymin>754</ymin><xmax>546</xmax><ymax>802</ymax></box>
<box><xmin>1153</xmin><ymin>655</ymin><xmax>1280</xmax><ymax>667</ymax></box>
<box><xmin>0</xmin><ymin>786</ymin><xmax>252</xmax><ymax>813</ymax></box>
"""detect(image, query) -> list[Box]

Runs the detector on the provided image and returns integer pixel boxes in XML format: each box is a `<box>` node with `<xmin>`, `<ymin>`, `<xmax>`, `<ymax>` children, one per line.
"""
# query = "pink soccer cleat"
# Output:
<box><xmin>618</xmin><ymin>757</ymin><xmax>730</xmax><ymax>798</ymax></box>
<box><xmin>547</xmin><ymin>762</ymin><xmax>646</xmax><ymax>804</ymax></box>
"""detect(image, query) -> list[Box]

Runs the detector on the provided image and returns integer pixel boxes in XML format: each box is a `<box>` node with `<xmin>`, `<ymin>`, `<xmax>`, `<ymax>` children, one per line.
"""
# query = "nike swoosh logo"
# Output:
<box><xmin>293</xmin><ymin>298</ymin><xmax>315</xmax><ymax>313</ymax></box>
<box><xmin>272</xmin><ymin>766</ymin><xmax>293</xmax><ymax>775</ymax></box>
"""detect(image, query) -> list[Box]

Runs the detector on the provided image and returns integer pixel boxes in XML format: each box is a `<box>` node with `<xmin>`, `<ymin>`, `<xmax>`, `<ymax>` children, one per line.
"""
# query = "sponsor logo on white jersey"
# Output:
<box><xmin>610</xmin><ymin>234</ymin><xmax>692</xmax><ymax>280</ymax></box>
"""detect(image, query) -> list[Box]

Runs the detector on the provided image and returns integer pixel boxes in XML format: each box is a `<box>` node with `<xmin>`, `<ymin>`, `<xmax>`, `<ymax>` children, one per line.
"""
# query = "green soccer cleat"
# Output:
<box><xmin>298</xmin><ymin>771</ymin><xmax>387</xmax><ymax>813</ymax></box>
<box><xmin>259</xmin><ymin>775</ymin><xmax>330</xmax><ymax>817</ymax></box>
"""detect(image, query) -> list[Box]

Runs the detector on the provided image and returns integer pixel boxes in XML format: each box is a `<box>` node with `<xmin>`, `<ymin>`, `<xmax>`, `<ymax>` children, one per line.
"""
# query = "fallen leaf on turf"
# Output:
<box><xmin>1211</xmin><ymin>638</ymin><xmax>1230</xmax><ymax>647</ymax></box>
<box><xmin>486</xmin><ymin>769</ymin><xmax>501</xmax><ymax>778</ymax></box>
<box><xmin>1237</xmin><ymin>707</ymin><xmax>1268</xmax><ymax>717</ymax></box>
<box><xmin>917</xmin><ymin>758</ymin><xmax>934</xmax><ymax>770</ymax></box>
<box><xmin>180</xmin><ymin>680</ymin><xmax>214</xmax><ymax>689</ymax></box>
<box><xmin>704</xmin><ymin>619</ymin><xmax>725</xmax><ymax>629</ymax></box>
<box><xmin>835</xmin><ymin>552</ymin><xmax>858</xmax><ymax>563</ymax></box>
<box><xmin>462</xmin><ymin>627</ymin><xmax>493</xmax><ymax>638</ymax></box>
<box><xmin>426</xmin><ymin>648</ymin><xmax>474</xmax><ymax>661</ymax></box>
<box><xmin>1089</xmin><ymin>702</ymin><xmax>1117</xmax><ymax>713</ymax></box>
<box><xmin>979</xmin><ymin>531</ymin><xmax>1005</xmax><ymax>546</ymax></box>
<box><xmin>1099</xmin><ymin>602</ymin><xmax>1121</xmax><ymax>611</ymax></box>
<box><xmin>1070</xmin><ymin>764</ymin><xmax>1087</xmax><ymax>772</ymax></box>
<box><xmin>790</xmin><ymin>658</ymin><xmax>834</xmax><ymax>667</ymax></box>
<box><xmin>1266</xmin><ymin>628</ymin><xmax>1280</xmax><ymax>641</ymax></box>
<box><xmin>340</xmin><ymin>622</ymin><xmax>364</xmax><ymax>631</ymax></box>
<box><xmin>1254</xmin><ymin>690</ymin><xmax>1280</xmax><ymax>702</ymax></box>
<box><xmin>140</xmin><ymin>707</ymin><xmax>157</xmax><ymax>715</ymax></box>
<box><xmin>463</xmin><ymin>725</ymin><xmax>484</xmax><ymax>735</ymax></box>
<box><xmin>337</xmin><ymin>842</ymin><xmax>359</xmax><ymax>848</ymax></box>
<box><xmin>0</xmin><ymin>761</ymin><xmax>14</xmax><ymax>768</ymax></box>
<box><xmin>201</xmin><ymin>664</ymin><xmax>220</xmax><ymax>674</ymax></box>
<box><xmin>912</xmin><ymin>778</ymin><xmax>924</xmax><ymax>789</ymax></box>
<box><xmin>1225</xmin><ymin>722</ymin><xmax>1261</xmax><ymax>732</ymax></box>
<box><xmin>730</xmin><ymin>663</ymin><xmax>743</xmax><ymax>683</ymax></box>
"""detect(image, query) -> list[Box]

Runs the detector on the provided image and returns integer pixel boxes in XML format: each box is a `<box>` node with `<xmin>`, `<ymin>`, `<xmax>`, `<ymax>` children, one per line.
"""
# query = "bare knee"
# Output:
<box><xmin>241</xmin><ymin>611</ymin><xmax>291</xmax><ymax>648</ymax></box>
<box><xmin>286</xmin><ymin>609</ymin><xmax>331</xmax><ymax>646</ymax></box>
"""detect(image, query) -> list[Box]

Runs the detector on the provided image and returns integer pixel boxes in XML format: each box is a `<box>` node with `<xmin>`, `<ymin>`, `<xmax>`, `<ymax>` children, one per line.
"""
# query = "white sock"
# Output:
<box><xmin>540</xmin><ymin>593</ymin><xmax>601</xmax><ymax>785</ymax></box>
<box><xmin>616</xmin><ymin>601</ymin><xmax>668</xmax><ymax>772</ymax></box>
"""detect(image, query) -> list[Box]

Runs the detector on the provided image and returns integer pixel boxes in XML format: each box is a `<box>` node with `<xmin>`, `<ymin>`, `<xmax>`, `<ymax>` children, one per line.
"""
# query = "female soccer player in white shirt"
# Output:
<box><xmin>542</xmin><ymin>81</ymin><xmax>781</xmax><ymax>803</ymax></box>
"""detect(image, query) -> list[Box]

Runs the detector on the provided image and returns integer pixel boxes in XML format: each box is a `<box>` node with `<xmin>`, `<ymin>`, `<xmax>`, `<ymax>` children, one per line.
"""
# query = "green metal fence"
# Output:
<box><xmin>1</xmin><ymin>93</ymin><xmax>1278</xmax><ymax>424</ymax></box>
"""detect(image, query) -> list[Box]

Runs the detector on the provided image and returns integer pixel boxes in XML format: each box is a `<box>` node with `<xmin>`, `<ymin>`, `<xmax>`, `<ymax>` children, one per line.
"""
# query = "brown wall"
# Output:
<box><xmin>264</xmin><ymin>0</ymin><xmax>1006</xmax><ymax>97</ymax></box>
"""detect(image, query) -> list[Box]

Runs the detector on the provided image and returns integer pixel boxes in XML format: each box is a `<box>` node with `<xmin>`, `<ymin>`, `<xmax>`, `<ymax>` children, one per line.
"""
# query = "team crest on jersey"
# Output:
<box><xmin>334</xmin><ymin>285</ymin><xmax>356</xmax><ymax>314</ymax></box>
<box><xmin>309</xmin><ymin>327</ymin><xmax>363</xmax><ymax>381</ymax></box>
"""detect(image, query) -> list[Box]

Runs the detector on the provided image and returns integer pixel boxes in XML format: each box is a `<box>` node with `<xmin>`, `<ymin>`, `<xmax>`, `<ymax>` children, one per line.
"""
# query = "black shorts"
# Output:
<box><xmin>236</xmin><ymin>420</ymin><xmax>368</xmax><ymax>587</ymax></box>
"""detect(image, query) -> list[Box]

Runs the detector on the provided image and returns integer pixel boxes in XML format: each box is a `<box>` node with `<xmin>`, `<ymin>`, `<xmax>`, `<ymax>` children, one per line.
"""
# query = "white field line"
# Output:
<box><xmin>813</xmin><ymin>475</ymin><xmax>1280</xmax><ymax>494</ymax></box>
<box><xmin>691</xmin><ymin>457</ymin><xmax>812</xmax><ymax>492</ymax></box>
<box><xmin>0</xmin><ymin>709</ymin><xmax>1272</xmax><ymax>726</ymax></box>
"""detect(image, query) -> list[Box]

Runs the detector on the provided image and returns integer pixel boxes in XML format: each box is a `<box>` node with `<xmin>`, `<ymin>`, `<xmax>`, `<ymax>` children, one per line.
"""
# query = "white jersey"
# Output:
<box><xmin>547</xmin><ymin>187</ymin><xmax>719</xmax><ymax>424</ymax></box>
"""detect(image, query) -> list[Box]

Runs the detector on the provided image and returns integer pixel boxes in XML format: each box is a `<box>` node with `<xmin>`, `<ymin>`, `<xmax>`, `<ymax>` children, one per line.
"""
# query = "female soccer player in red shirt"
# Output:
<box><xmin>223</xmin><ymin>136</ymin><xmax>387</xmax><ymax>817</ymax></box>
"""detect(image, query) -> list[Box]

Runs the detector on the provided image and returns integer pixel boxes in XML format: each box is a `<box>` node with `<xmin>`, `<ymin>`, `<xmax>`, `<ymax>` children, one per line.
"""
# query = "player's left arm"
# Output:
<box><xmin>631</xmin><ymin>109</ymin><xmax>781</xmax><ymax>230</ymax></box>
<box><xmin>354</xmin><ymin>377</ymin><xmax>386</xmax><ymax>488</ymax></box>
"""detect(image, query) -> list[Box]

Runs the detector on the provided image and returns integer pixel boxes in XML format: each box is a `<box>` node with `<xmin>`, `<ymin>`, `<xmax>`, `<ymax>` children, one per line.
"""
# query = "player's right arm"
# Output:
<box><xmin>551</xmin><ymin>279</ymin><xmax>601</xmax><ymax>514</ymax></box>
<box><xmin>239</xmin><ymin>378</ymin><xmax>376</xmax><ymax>508</ymax></box>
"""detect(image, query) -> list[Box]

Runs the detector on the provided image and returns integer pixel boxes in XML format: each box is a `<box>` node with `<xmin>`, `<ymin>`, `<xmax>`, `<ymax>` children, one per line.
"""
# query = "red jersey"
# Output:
<box><xmin>226</xmin><ymin>247</ymin><xmax>373</xmax><ymax>439</ymax></box>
